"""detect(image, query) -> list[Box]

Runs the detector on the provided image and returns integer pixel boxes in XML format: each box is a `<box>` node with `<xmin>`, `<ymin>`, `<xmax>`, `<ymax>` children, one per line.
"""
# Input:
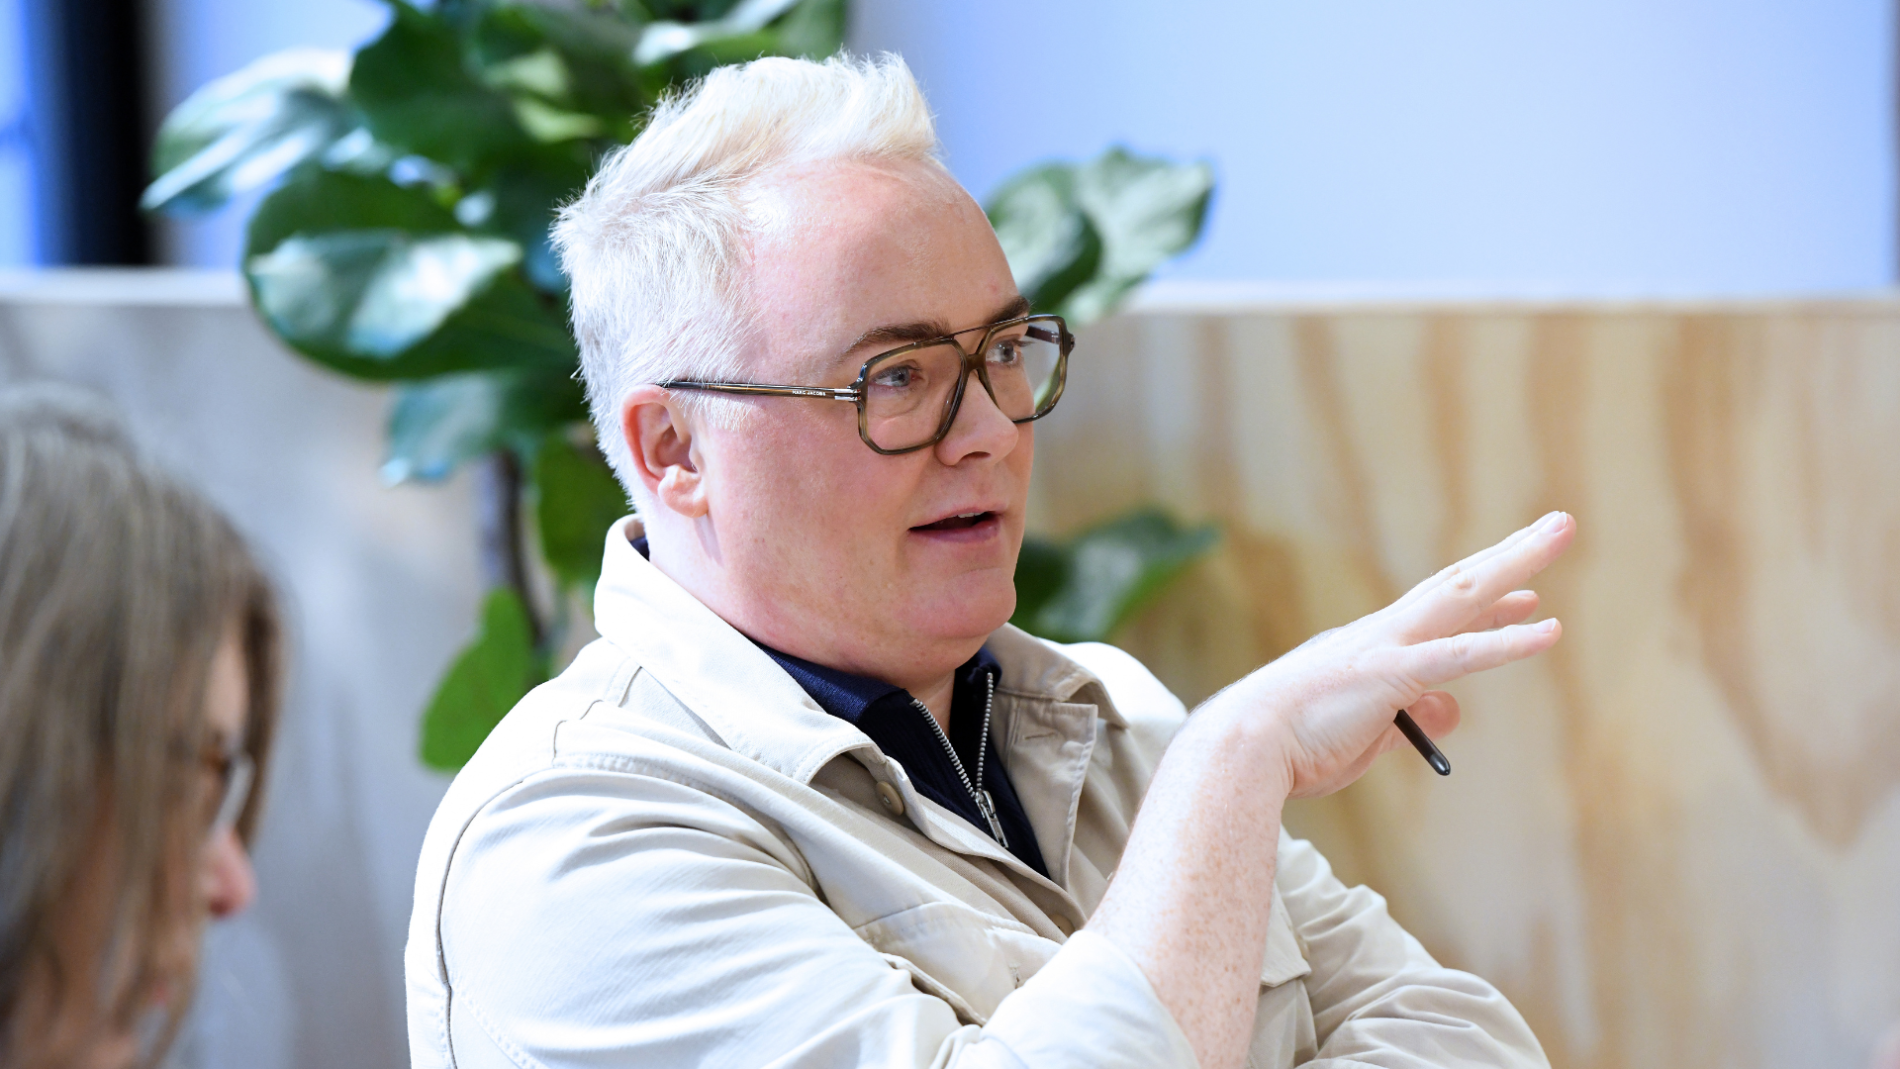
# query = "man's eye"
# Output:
<box><xmin>871</xmin><ymin>363</ymin><xmax>920</xmax><ymax>390</ymax></box>
<box><xmin>987</xmin><ymin>340</ymin><xmax>1023</xmax><ymax>365</ymax></box>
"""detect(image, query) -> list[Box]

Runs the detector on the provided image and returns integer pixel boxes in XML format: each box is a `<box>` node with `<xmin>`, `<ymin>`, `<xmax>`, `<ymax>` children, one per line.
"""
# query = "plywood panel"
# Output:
<box><xmin>1030</xmin><ymin>300</ymin><xmax>1900</xmax><ymax>1069</ymax></box>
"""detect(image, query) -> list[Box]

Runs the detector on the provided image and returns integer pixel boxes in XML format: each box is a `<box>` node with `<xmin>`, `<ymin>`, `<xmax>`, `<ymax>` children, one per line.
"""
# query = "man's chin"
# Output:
<box><xmin>900</xmin><ymin>587</ymin><xmax>1017</xmax><ymax>646</ymax></box>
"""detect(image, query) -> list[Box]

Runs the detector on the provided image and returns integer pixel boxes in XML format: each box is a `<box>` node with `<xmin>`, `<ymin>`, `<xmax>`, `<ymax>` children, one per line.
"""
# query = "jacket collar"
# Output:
<box><xmin>591</xmin><ymin>517</ymin><xmax>1122</xmax><ymax>783</ymax></box>
<box><xmin>758</xmin><ymin>643</ymin><xmax>1002</xmax><ymax>727</ymax></box>
<box><xmin>592</xmin><ymin>517</ymin><xmax>865</xmax><ymax>783</ymax></box>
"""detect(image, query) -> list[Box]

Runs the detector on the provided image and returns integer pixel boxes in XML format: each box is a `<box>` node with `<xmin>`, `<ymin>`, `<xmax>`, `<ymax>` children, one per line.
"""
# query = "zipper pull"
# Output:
<box><xmin>974</xmin><ymin>788</ymin><xmax>1008</xmax><ymax>848</ymax></box>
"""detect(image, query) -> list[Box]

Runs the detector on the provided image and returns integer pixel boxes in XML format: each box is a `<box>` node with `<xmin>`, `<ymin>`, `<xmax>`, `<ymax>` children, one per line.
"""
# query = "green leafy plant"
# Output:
<box><xmin>987</xmin><ymin>146</ymin><xmax>1215</xmax><ymax>328</ymax></box>
<box><xmin>1011</xmin><ymin>508</ymin><xmax>1220</xmax><ymax>644</ymax></box>
<box><xmin>418</xmin><ymin>588</ymin><xmax>546</xmax><ymax>769</ymax></box>
<box><xmin>146</xmin><ymin>0</ymin><xmax>1218</xmax><ymax>771</ymax></box>
<box><xmin>985</xmin><ymin>146</ymin><xmax>1221</xmax><ymax>644</ymax></box>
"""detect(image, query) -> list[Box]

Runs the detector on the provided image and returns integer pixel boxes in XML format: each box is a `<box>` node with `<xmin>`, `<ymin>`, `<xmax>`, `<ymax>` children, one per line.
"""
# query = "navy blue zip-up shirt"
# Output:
<box><xmin>755</xmin><ymin>644</ymin><xmax>1050</xmax><ymax>878</ymax></box>
<box><xmin>629</xmin><ymin>536</ymin><xmax>1049</xmax><ymax>877</ymax></box>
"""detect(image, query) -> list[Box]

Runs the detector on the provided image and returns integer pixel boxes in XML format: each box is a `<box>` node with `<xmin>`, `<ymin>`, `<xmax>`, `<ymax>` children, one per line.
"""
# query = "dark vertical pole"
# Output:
<box><xmin>22</xmin><ymin>0</ymin><xmax>153</xmax><ymax>265</ymax></box>
<box><xmin>475</xmin><ymin>452</ymin><xmax>545</xmax><ymax>648</ymax></box>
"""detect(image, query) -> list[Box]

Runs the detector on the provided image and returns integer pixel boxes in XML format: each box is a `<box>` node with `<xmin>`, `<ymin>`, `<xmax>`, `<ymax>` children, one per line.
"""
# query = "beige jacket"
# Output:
<box><xmin>405</xmin><ymin>519</ymin><xmax>1548</xmax><ymax>1069</ymax></box>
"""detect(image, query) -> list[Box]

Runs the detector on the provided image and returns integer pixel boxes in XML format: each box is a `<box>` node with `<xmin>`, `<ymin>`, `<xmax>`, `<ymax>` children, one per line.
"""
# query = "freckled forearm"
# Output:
<box><xmin>1087</xmin><ymin>701</ymin><xmax>1295</xmax><ymax>1069</ymax></box>
<box><xmin>1083</xmin><ymin>515</ymin><xmax>1576</xmax><ymax>1068</ymax></box>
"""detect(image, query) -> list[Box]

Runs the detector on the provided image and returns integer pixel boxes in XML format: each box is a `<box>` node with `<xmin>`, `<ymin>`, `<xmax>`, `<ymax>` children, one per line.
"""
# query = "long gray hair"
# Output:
<box><xmin>0</xmin><ymin>384</ymin><xmax>282</xmax><ymax>1062</ymax></box>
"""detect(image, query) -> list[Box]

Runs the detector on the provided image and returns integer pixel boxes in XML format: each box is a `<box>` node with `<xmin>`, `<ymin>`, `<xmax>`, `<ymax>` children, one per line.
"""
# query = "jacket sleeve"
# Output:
<box><xmin>430</xmin><ymin>768</ymin><xmax>1197</xmax><ymax>1069</ymax></box>
<box><xmin>1276</xmin><ymin>831</ymin><xmax>1550</xmax><ymax>1068</ymax></box>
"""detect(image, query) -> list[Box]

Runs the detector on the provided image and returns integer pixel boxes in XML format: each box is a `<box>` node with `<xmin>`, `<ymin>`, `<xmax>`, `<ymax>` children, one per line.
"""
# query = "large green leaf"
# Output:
<box><xmin>143</xmin><ymin>48</ymin><xmax>356</xmax><ymax>216</ymax></box>
<box><xmin>247</xmin><ymin>229</ymin><xmax>577</xmax><ymax>380</ymax></box>
<box><xmin>472</xmin><ymin>2</ymin><xmax>650</xmax><ymax>143</ymax></box>
<box><xmin>638</xmin><ymin>0</ymin><xmax>748</xmax><ymax>18</ymax></box>
<box><xmin>770</xmin><ymin>0</ymin><xmax>847</xmax><ymax>59</ymax></box>
<box><xmin>468</xmin><ymin>146</ymin><xmax>595</xmax><ymax>293</ymax></box>
<box><xmin>249</xmin><ymin>229</ymin><xmax>515</xmax><ymax>359</ymax></box>
<box><xmin>1064</xmin><ymin>148</ymin><xmax>1214</xmax><ymax>324</ymax></box>
<box><xmin>986</xmin><ymin>146</ymin><xmax>1214</xmax><ymax>329</ymax></box>
<box><xmin>245</xmin><ymin>165</ymin><xmax>458</xmax><ymax>259</ymax></box>
<box><xmin>1011</xmin><ymin>536</ymin><xmax>1069</xmax><ymax>626</ymax></box>
<box><xmin>533</xmin><ymin>434</ymin><xmax>632</xmax><ymax>591</ymax></box>
<box><xmin>986</xmin><ymin>163</ymin><xmax>1103</xmax><ymax>315</ymax></box>
<box><xmin>1011</xmin><ymin>508</ymin><xmax>1220</xmax><ymax>644</ymax></box>
<box><xmin>350</xmin><ymin>2</ymin><xmax>532</xmax><ymax>174</ymax></box>
<box><xmin>1077</xmin><ymin>148</ymin><xmax>1215</xmax><ymax>280</ymax></box>
<box><xmin>382</xmin><ymin>367</ymin><xmax>587</xmax><ymax>484</ymax></box>
<box><xmin>636</xmin><ymin>0</ymin><xmax>844</xmax><ymax>79</ymax></box>
<box><xmin>419</xmin><ymin>587</ymin><xmax>547</xmax><ymax>771</ymax></box>
<box><xmin>634</xmin><ymin>0</ymin><xmax>799</xmax><ymax>65</ymax></box>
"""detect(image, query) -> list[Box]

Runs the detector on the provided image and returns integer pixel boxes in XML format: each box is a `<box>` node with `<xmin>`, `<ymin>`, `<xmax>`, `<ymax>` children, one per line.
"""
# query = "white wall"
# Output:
<box><xmin>144</xmin><ymin>0</ymin><xmax>1895</xmax><ymax>293</ymax></box>
<box><xmin>852</xmin><ymin>0</ymin><xmax>1896</xmax><ymax>294</ymax></box>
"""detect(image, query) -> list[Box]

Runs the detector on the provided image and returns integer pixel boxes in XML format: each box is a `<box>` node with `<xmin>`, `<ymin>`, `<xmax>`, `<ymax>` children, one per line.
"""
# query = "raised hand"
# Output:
<box><xmin>1216</xmin><ymin>511</ymin><xmax>1575</xmax><ymax>799</ymax></box>
<box><xmin>1091</xmin><ymin>512</ymin><xmax>1575</xmax><ymax>1069</ymax></box>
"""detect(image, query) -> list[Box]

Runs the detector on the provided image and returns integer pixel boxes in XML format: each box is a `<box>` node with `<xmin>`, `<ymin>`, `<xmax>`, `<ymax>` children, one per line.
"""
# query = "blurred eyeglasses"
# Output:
<box><xmin>659</xmin><ymin>314</ymin><xmax>1074</xmax><ymax>454</ymax></box>
<box><xmin>198</xmin><ymin>738</ymin><xmax>254</xmax><ymax>842</ymax></box>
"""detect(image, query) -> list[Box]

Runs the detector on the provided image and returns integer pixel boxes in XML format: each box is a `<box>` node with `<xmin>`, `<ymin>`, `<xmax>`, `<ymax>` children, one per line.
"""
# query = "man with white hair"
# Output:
<box><xmin>405</xmin><ymin>54</ymin><xmax>1572</xmax><ymax>1069</ymax></box>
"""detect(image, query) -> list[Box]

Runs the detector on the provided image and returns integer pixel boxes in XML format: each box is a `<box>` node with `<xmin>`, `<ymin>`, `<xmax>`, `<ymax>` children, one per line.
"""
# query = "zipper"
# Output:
<box><xmin>910</xmin><ymin>670</ymin><xmax>1008</xmax><ymax>848</ymax></box>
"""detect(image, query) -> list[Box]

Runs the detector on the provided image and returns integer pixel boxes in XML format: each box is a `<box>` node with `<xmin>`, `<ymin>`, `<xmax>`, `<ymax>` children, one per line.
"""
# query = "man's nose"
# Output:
<box><xmin>935</xmin><ymin>369</ymin><xmax>1020</xmax><ymax>462</ymax></box>
<box><xmin>202</xmin><ymin>828</ymin><xmax>257</xmax><ymax>918</ymax></box>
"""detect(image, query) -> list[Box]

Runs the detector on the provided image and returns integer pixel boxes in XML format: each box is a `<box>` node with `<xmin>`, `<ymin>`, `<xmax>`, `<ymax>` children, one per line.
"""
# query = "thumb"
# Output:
<box><xmin>1403</xmin><ymin>690</ymin><xmax>1461</xmax><ymax>739</ymax></box>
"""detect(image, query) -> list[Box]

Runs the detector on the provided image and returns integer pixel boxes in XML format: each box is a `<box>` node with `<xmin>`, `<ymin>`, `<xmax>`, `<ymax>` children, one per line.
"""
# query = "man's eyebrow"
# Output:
<box><xmin>843</xmin><ymin>295</ymin><xmax>1035</xmax><ymax>355</ymax></box>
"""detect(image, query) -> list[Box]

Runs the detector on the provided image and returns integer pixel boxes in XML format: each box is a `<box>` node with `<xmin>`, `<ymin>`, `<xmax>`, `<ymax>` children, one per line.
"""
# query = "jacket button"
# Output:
<box><xmin>875</xmin><ymin>781</ymin><xmax>905</xmax><ymax>816</ymax></box>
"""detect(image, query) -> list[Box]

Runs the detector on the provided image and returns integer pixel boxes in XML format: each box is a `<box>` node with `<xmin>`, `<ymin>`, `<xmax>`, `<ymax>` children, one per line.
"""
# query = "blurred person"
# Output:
<box><xmin>0</xmin><ymin>385</ymin><xmax>282</xmax><ymax>1068</ymax></box>
<box><xmin>408</xmin><ymin>55</ymin><xmax>1569</xmax><ymax>1069</ymax></box>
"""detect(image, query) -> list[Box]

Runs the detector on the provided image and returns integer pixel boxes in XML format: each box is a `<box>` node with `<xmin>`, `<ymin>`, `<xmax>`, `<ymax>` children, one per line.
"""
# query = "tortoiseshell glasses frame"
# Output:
<box><xmin>658</xmin><ymin>313</ymin><xmax>1074</xmax><ymax>455</ymax></box>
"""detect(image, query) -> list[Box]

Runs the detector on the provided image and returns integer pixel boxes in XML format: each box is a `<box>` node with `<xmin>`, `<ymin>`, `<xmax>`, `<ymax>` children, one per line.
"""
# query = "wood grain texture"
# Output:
<box><xmin>1028</xmin><ymin>299</ymin><xmax>1900</xmax><ymax>1069</ymax></box>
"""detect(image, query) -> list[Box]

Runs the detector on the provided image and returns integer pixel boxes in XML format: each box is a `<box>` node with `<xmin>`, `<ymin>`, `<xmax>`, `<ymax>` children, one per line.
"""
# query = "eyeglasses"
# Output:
<box><xmin>659</xmin><ymin>314</ymin><xmax>1074</xmax><ymax>454</ymax></box>
<box><xmin>197</xmin><ymin>738</ymin><xmax>255</xmax><ymax>842</ymax></box>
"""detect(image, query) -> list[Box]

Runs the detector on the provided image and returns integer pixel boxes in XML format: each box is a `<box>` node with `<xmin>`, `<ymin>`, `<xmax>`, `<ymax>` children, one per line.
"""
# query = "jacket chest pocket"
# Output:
<box><xmin>1260</xmin><ymin>885</ymin><xmax>1312</xmax><ymax>987</ymax></box>
<box><xmin>1248</xmin><ymin>887</ymin><xmax>1318</xmax><ymax>1068</ymax></box>
<box><xmin>853</xmin><ymin>900</ymin><xmax>1060</xmax><ymax>1025</ymax></box>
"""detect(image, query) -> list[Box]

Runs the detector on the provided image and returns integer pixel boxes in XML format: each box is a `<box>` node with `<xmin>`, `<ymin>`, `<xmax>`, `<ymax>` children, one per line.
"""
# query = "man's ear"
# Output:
<box><xmin>621</xmin><ymin>386</ymin><xmax>710</xmax><ymax>519</ymax></box>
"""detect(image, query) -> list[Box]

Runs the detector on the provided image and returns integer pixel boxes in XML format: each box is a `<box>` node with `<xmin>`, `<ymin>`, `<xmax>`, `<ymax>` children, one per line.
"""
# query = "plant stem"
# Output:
<box><xmin>475</xmin><ymin>450</ymin><xmax>544</xmax><ymax>648</ymax></box>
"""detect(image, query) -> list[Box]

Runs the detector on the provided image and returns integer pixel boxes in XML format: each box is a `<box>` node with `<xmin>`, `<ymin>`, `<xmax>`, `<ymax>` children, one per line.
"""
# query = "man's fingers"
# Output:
<box><xmin>1392</xmin><ymin>512</ymin><xmax>1555</xmax><ymax>612</ymax></box>
<box><xmin>1401</xmin><ymin>513</ymin><xmax>1573</xmax><ymax>639</ymax></box>
<box><xmin>1461</xmin><ymin>590</ymin><xmax>1539</xmax><ymax>634</ymax></box>
<box><xmin>1406</xmin><ymin>617</ymin><xmax>1563</xmax><ymax>687</ymax></box>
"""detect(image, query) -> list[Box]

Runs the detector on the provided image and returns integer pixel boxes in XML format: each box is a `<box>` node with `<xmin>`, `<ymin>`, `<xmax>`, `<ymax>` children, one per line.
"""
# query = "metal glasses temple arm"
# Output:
<box><xmin>657</xmin><ymin>381</ymin><xmax>861</xmax><ymax>401</ymax></box>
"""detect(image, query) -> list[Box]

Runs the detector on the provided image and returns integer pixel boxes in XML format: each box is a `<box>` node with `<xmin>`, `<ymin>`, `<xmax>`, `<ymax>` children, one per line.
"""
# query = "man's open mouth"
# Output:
<box><xmin>913</xmin><ymin>511</ymin><xmax>997</xmax><ymax>532</ymax></box>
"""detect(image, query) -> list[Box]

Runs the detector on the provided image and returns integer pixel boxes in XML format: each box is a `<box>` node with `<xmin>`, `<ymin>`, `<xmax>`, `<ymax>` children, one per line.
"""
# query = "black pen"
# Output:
<box><xmin>1395</xmin><ymin>710</ymin><xmax>1451</xmax><ymax>776</ymax></box>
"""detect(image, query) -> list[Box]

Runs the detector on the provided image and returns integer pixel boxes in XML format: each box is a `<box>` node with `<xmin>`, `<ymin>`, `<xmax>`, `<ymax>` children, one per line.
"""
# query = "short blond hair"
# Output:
<box><xmin>552</xmin><ymin>53</ymin><xmax>940</xmax><ymax>496</ymax></box>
